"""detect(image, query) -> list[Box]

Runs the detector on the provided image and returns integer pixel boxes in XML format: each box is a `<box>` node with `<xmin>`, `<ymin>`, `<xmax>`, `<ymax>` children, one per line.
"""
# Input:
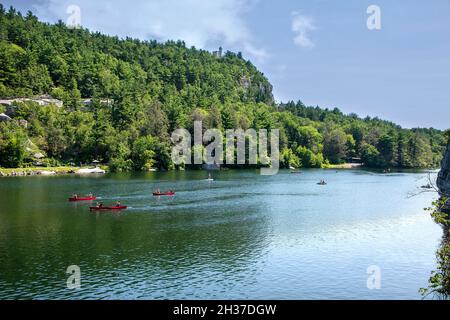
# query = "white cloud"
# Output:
<box><xmin>32</xmin><ymin>0</ymin><xmax>268</xmax><ymax>61</ymax></box>
<box><xmin>291</xmin><ymin>11</ymin><xmax>316</xmax><ymax>48</ymax></box>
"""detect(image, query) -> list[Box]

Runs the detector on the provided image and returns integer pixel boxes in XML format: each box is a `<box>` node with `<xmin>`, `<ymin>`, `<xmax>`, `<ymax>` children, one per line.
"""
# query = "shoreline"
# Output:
<box><xmin>323</xmin><ymin>163</ymin><xmax>363</xmax><ymax>169</ymax></box>
<box><xmin>0</xmin><ymin>166</ymin><xmax>108</xmax><ymax>177</ymax></box>
<box><xmin>0</xmin><ymin>163</ymin><xmax>438</xmax><ymax>177</ymax></box>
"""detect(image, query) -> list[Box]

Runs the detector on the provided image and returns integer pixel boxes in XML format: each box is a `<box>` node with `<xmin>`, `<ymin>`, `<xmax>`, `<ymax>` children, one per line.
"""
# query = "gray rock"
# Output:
<box><xmin>437</xmin><ymin>142</ymin><xmax>450</xmax><ymax>196</ymax></box>
<box><xmin>0</xmin><ymin>113</ymin><xmax>12</xmax><ymax>121</ymax></box>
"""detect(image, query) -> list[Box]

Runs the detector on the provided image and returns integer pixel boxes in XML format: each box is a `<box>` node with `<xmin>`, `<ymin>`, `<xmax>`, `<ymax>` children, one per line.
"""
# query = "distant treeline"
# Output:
<box><xmin>0</xmin><ymin>5</ymin><xmax>446</xmax><ymax>171</ymax></box>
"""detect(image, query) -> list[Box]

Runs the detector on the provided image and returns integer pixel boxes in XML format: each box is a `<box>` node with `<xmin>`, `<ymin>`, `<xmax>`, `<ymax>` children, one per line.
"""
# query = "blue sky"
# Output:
<box><xmin>3</xmin><ymin>0</ymin><xmax>450</xmax><ymax>129</ymax></box>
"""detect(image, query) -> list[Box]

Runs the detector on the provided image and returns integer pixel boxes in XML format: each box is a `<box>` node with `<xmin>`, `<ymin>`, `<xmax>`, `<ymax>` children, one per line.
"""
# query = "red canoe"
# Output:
<box><xmin>153</xmin><ymin>191</ymin><xmax>175</xmax><ymax>196</ymax></box>
<box><xmin>89</xmin><ymin>205</ymin><xmax>127</xmax><ymax>211</ymax></box>
<box><xmin>69</xmin><ymin>196</ymin><xmax>97</xmax><ymax>202</ymax></box>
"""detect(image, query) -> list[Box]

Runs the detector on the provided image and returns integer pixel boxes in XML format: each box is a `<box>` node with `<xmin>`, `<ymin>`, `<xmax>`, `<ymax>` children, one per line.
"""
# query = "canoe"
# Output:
<box><xmin>89</xmin><ymin>205</ymin><xmax>127</xmax><ymax>211</ymax></box>
<box><xmin>69</xmin><ymin>196</ymin><xmax>97</xmax><ymax>202</ymax></box>
<box><xmin>153</xmin><ymin>191</ymin><xmax>175</xmax><ymax>196</ymax></box>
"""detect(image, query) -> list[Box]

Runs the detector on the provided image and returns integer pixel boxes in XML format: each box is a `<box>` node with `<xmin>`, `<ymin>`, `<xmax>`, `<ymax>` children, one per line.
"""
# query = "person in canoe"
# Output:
<box><xmin>116</xmin><ymin>201</ymin><xmax>121</xmax><ymax>206</ymax></box>
<box><xmin>95</xmin><ymin>202</ymin><xmax>104</xmax><ymax>208</ymax></box>
<box><xmin>72</xmin><ymin>194</ymin><xmax>78</xmax><ymax>199</ymax></box>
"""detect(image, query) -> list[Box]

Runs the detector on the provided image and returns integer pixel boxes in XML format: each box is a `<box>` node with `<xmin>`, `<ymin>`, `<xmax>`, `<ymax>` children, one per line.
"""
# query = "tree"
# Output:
<box><xmin>132</xmin><ymin>135</ymin><xmax>157</xmax><ymax>171</ymax></box>
<box><xmin>397</xmin><ymin>132</ymin><xmax>413</xmax><ymax>167</ymax></box>
<box><xmin>347</xmin><ymin>122</ymin><xmax>364</xmax><ymax>153</ymax></box>
<box><xmin>0</xmin><ymin>122</ymin><xmax>28</xmax><ymax>167</ymax></box>
<box><xmin>346</xmin><ymin>134</ymin><xmax>356</xmax><ymax>157</ymax></box>
<box><xmin>209</xmin><ymin>105</ymin><xmax>222</xmax><ymax>129</ymax></box>
<box><xmin>377</xmin><ymin>133</ymin><xmax>397</xmax><ymax>167</ymax></box>
<box><xmin>140</xmin><ymin>101</ymin><xmax>170</xmax><ymax>140</ymax></box>
<box><xmin>408</xmin><ymin>133</ymin><xmax>433</xmax><ymax>168</ymax></box>
<box><xmin>296</xmin><ymin>146</ymin><xmax>323</xmax><ymax>168</ymax></box>
<box><xmin>323</xmin><ymin>128</ymin><xmax>348</xmax><ymax>164</ymax></box>
<box><xmin>361</xmin><ymin>144</ymin><xmax>380</xmax><ymax>167</ymax></box>
<box><xmin>280</xmin><ymin>147</ymin><xmax>301</xmax><ymax>168</ymax></box>
<box><xmin>68</xmin><ymin>78</ymin><xmax>81</xmax><ymax>110</ymax></box>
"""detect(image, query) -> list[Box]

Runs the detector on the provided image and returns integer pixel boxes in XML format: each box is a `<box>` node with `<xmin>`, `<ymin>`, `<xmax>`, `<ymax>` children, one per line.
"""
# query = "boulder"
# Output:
<box><xmin>437</xmin><ymin>142</ymin><xmax>450</xmax><ymax>196</ymax></box>
<box><xmin>37</xmin><ymin>170</ymin><xmax>56</xmax><ymax>176</ymax></box>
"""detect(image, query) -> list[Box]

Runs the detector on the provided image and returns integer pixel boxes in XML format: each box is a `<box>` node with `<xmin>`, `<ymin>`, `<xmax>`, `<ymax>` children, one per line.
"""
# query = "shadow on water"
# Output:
<box><xmin>0</xmin><ymin>169</ymin><xmax>443</xmax><ymax>299</ymax></box>
<box><xmin>0</xmin><ymin>171</ymin><xmax>271</xmax><ymax>299</ymax></box>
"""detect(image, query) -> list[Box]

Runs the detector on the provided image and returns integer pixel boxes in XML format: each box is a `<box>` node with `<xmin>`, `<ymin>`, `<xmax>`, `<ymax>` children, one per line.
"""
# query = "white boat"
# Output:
<box><xmin>76</xmin><ymin>168</ymin><xmax>106</xmax><ymax>174</ymax></box>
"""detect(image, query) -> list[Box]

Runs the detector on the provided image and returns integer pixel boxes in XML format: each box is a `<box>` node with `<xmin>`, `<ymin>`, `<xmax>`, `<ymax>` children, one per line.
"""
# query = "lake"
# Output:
<box><xmin>0</xmin><ymin>169</ymin><xmax>442</xmax><ymax>299</ymax></box>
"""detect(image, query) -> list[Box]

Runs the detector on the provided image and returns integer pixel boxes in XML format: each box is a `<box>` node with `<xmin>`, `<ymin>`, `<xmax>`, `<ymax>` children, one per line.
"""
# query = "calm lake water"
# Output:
<box><xmin>0</xmin><ymin>169</ymin><xmax>442</xmax><ymax>299</ymax></box>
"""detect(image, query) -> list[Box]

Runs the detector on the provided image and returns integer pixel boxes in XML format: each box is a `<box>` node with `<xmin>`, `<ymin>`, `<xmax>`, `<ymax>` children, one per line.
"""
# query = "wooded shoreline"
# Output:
<box><xmin>0</xmin><ymin>163</ymin><xmax>438</xmax><ymax>177</ymax></box>
<box><xmin>0</xmin><ymin>166</ymin><xmax>108</xmax><ymax>177</ymax></box>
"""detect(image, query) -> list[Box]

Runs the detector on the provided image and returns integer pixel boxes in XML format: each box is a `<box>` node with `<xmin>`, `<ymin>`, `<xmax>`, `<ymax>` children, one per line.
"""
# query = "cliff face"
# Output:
<box><xmin>437</xmin><ymin>142</ymin><xmax>450</xmax><ymax>196</ymax></box>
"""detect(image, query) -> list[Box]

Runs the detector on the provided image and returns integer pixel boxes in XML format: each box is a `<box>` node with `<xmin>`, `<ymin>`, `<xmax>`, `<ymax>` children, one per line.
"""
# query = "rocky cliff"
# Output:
<box><xmin>438</xmin><ymin>142</ymin><xmax>450</xmax><ymax>196</ymax></box>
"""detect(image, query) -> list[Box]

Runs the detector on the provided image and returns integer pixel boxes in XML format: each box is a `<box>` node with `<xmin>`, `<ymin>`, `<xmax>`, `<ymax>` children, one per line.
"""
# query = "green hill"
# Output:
<box><xmin>0</xmin><ymin>5</ymin><xmax>446</xmax><ymax>170</ymax></box>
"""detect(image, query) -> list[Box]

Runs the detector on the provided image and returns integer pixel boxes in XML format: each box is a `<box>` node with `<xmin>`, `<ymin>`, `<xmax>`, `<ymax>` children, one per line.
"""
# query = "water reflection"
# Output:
<box><xmin>0</xmin><ymin>171</ymin><xmax>271</xmax><ymax>299</ymax></box>
<box><xmin>0</xmin><ymin>169</ymin><xmax>442</xmax><ymax>299</ymax></box>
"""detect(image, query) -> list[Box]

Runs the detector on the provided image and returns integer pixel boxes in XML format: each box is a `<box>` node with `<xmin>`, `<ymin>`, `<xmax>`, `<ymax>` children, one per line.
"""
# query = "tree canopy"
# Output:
<box><xmin>0</xmin><ymin>5</ymin><xmax>446</xmax><ymax>170</ymax></box>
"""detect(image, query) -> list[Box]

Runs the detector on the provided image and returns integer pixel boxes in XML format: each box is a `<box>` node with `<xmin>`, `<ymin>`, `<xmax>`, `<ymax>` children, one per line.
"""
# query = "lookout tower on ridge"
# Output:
<box><xmin>213</xmin><ymin>46</ymin><xmax>223</xmax><ymax>58</ymax></box>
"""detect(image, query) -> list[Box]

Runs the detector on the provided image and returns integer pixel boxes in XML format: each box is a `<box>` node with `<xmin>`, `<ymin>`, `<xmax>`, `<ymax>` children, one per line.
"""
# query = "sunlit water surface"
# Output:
<box><xmin>0</xmin><ymin>169</ymin><xmax>442</xmax><ymax>299</ymax></box>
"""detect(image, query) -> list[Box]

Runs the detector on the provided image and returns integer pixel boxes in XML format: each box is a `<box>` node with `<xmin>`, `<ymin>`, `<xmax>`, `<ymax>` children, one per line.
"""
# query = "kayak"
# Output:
<box><xmin>153</xmin><ymin>191</ymin><xmax>175</xmax><ymax>196</ymax></box>
<box><xmin>69</xmin><ymin>196</ymin><xmax>97</xmax><ymax>202</ymax></box>
<box><xmin>89</xmin><ymin>205</ymin><xmax>127</xmax><ymax>211</ymax></box>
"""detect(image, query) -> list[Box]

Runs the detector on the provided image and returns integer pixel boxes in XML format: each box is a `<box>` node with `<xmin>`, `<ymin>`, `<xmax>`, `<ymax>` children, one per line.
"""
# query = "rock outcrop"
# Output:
<box><xmin>437</xmin><ymin>142</ymin><xmax>450</xmax><ymax>196</ymax></box>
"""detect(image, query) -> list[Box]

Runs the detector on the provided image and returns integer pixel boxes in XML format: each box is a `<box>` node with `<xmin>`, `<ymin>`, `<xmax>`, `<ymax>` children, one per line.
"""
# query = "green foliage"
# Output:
<box><xmin>361</xmin><ymin>144</ymin><xmax>380</xmax><ymax>167</ymax></box>
<box><xmin>377</xmin><ymin>133</ymin><xmax>397</xmax><ymax>167</ymax></box>
<box><xmin>0</xmin><ymin>122</ymin><xmax>28</xmax><ymax>167</ymax></box>
<box><xmin>323</xmin><ymin>128</ymin><xmax>348</xmax><ymax>164</ymax></box>
<box><xmin>295</xmin><ymin>146</ymin><xmax>323</xmax><ymax>168</ymax></box>
<box><xmin>422</xmin><ymin>198</ymin><xmax>450</xmax><ymax>298</ymax></box>
<box><xmin>109</xmin><ymin>157</ymin><xmax>133</xmax><ymax>172</ymax></box>
<box><xmin>0</xmin><ymin>7</ymin><xmax>446</xmax><ymax>170</ymax></box>
<box><xmin>422</xmin><ymin>240</ymin><xmax>450</xmax><ymax>299</ymax></box>
<box><xmin>132</xmin><ymin>136</ymin><xmax>157</xmax><ymax>171</ymax></box>
<box><xmin>280</xmin><ymin>148</ymin><xmax>301</xmax><ymax>168</ymax></box>
<box><xmin>425</xmin><ymin>198</ymin><xmax>450</xmax><ymax>227</ymax></box>
<box><xmin>279</xmin><ymin>103</ymin><xmax>444</xmax><ymax>168</ymax></box>
<box><xmin>139</xmin><ymin>101</ymin><xmax>170</xmax><ymax>139</ymax></box>
<box><xmin>0</xmin><ymin>8</ymin><xmax>273</xmax><ymax>105</ymax></box>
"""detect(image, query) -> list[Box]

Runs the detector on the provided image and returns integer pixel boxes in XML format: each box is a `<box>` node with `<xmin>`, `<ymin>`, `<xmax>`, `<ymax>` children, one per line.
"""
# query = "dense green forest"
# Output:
<box><xmin>0</xmin><ymin>5</ymin><xmax>446</xmax><ymax>171</ymax></box>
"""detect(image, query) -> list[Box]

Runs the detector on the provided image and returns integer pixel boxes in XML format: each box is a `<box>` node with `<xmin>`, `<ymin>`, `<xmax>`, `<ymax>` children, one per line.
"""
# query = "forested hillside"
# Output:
<box><xmin>0</xmin><ymin>5</ymin><xmax>446</xmax><ymax>171</ymax></box>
